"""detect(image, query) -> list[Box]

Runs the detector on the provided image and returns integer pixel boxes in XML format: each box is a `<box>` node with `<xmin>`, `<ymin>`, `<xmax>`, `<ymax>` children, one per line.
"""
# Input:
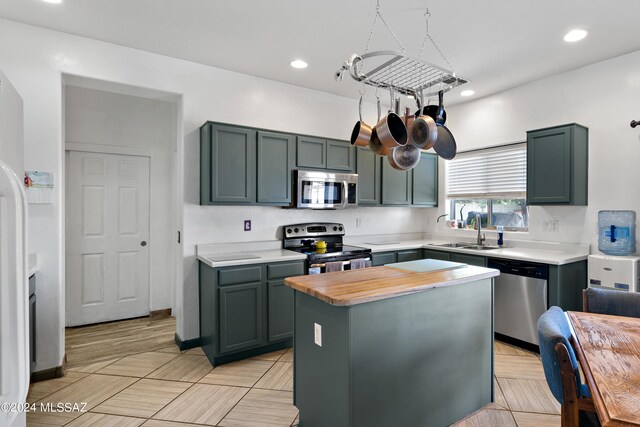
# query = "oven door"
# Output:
<box><xmin>308</xmin><ymin>257</ymin><xmax>372</xmax><ymax>274</ymax></box>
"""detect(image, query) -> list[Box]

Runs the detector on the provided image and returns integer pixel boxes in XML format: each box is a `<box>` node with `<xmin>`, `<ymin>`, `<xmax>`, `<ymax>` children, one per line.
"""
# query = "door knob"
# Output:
<box><xmin>141</xmin><ymin>241</ymin><xmax>147</xmax><ymax>247</ymax></box>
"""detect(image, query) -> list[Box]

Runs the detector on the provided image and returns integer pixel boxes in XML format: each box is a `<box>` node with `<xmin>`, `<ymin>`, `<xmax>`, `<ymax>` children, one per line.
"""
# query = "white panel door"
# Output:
<box><xmin>66</xmin><ymin>151</ymin><xmax>150</xmax><ymax>326</ymax></box>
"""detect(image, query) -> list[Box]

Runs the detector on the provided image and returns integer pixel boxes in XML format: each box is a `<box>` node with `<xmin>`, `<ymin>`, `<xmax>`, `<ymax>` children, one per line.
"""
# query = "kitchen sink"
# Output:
<box><xmin>431</xmin><ymin>242</ymin><xmax>471</xmax><ymax>248</ymax></box>
<box><xmin>430</xmin><ymin>242</ymin><xmax>500</xmax><ymax>251</ymax></box>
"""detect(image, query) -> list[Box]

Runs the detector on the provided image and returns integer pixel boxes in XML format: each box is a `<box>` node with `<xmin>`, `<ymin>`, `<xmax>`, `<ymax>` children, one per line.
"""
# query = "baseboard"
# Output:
<box><xmin>30</xmin><ymin>365</ymin><xmax>65</xmax><ymax>383</ymax></box>
<box><xmin>149</xmin><ymin>308</ymin><xmax>172</xmax><ymax>319</ymax></box>
<box><xmin>174</xmin><ymin>333</ymin><xmax>201</xmax><ymax>351</ymax></box>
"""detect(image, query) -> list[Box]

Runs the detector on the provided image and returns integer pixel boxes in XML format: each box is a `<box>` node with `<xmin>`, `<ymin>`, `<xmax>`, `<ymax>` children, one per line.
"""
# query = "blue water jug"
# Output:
<box><xmin>598</xmin><ymin>210</ymin><xmax>636</xmax><ymax>255</ymax></box>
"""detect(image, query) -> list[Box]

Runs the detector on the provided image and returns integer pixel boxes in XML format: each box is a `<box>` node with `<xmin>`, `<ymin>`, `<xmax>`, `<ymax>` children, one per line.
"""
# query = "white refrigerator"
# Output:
<box><xmin>0</xmin><ymin>71</ymin><xmax>28</xmax><ymax>427</ymax></box>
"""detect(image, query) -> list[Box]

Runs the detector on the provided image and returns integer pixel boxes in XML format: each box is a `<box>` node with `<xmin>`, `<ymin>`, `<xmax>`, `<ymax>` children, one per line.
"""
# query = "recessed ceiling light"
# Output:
<box><xmin>41</xmin><ymin>0</ymin><xmax>63</xmax><ymax>3</ymax></box>
<box><xmin>290</xmin><ymin>59</ymin><xmax>308</xmax><ymax>69</ymax></box>
<box><xmin>460</xmin><ymin>90</ymin><xmax>475</xmax><ymax>97</ymax></box>
<box><xmin>564</xmin><ymin>29</ymin><xmax>588</xmax><ymax>42</ymax></box>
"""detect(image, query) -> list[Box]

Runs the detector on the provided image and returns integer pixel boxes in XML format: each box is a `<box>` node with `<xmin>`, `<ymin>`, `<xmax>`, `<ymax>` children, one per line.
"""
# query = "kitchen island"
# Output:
<box><xmin>284</xmin><ymin>259</ymin><xmax>500</xmax><ymax>427</ymax></box>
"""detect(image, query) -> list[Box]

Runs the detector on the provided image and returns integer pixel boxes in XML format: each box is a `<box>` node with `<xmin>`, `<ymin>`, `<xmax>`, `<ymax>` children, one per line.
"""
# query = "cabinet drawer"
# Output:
<box><xmin>422</xmin><ymin>249</ymin><xmax>452</xmax><ymax>261</ymax></box>
<box><xmin>268</xmin><ymin>262</ymin><xmax>305</xmax><ymax>280</ymax></box>
<box><xmin>450</xmin><ymin>253</ymin><xmax>487</xmax><ymax>267</ymax></box>
<box><xmin>397</xmin><ymin>250</ymin><xmax>420</xmax><ymax>262</ymax></box>
<box><xmin>371</xmin><ymin>252</ymin><xmax>396</xmax><ymax>266</ymax></box>
<box><xmin>218</xmin><ymin>266</ymin><xmax>262</xmax><ymax>286</ymax></box>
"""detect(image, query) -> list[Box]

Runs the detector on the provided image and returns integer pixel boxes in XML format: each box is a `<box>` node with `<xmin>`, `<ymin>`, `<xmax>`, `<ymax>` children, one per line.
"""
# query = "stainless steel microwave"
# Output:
<box><xmin>295</xmin><ymin>170</ymin><xmax>358</xmax><ymax>209</ymax></box>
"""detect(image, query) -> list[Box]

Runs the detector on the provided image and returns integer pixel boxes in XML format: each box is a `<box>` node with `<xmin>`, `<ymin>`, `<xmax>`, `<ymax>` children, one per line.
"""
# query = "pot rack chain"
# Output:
<box><xmin>335</xmin><ymin>2</ymin><xmax>467</xmax><ymax>98</ymax></box>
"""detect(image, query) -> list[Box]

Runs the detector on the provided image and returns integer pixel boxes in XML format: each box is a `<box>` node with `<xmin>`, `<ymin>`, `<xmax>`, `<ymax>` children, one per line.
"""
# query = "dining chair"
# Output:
<box><xmin>537</xmin><ymin>306</ymin><xmax>599</xmax><ymax>427</ymax></box>
<box><xmin>583</xmin><ymin>287</ymin><xmax>640</xmax><ymax>318</ymax></box>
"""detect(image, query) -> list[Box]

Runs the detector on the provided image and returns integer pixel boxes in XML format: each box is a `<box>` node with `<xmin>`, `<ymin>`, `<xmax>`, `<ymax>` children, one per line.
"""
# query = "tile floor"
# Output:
<box><xmin>27</xmin><ymin>317</ymin><xmax>560</xmax><ymax>426</ymax></box>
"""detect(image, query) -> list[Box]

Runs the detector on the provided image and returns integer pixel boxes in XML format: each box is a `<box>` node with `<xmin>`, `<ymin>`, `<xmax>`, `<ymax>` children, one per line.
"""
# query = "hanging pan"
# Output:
<box><xmin>369</xmin><ymin>97</ymin><xmax>388</xmax><ymax>155</ymax></box>
<box><xmin>388</xmin><ymin>108</ymin><xmax>421</xmax><ymax>170</ymax></box>
<box><xmin>350</xmin><ymin>95</ymin><xmax>373</xmax><ymax>147</ymax></box>
<box><xmin>410</xmin><ymin>90</ymin><xmax>438</xmax><ymax>149</ymax></box>
<box><xmin>432</xmin><ymin>90</ymin><xmax>457</xmax><ymax>160</ymax></box>
<box><xmin>375</xmin><ymin>88</ymin><xmax>407</xmax><ymax>150</ymax></box>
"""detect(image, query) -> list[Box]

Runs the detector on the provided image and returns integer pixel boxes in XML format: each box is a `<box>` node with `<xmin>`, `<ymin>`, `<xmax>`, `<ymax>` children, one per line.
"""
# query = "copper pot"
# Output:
<box><xmin>376</xmin><ymin>93</ymin><xmax>407</xmax><ymax>149</ymax></box>
<box><xmin>369</xmin><ymin>97</ymin><xmax>389</xmax><ymax>155</ymax></box>
<box><xmin>411</xmin><ymin>90</ymin><xmax>438</xmax><ymax>149</ymax></box>
<box><xmin>350</xmin><ymin>96</ymin><xmax>373</xmax><ymax>147</ymax></box>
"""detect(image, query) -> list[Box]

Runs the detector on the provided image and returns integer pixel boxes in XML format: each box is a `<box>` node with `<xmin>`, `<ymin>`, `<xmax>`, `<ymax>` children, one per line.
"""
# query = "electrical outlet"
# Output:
<box><xmin>543</xmin><ymin>221</ymin><xmax>549</xmax><ymax>232</ymax></box>
<box><xmin>244</xmin><ymin>220</ymin><xmax>251</xmax><ymax>231</ymax></box>
<box><xmin>355</xmin><ymin>218</ymin><xmax>361</xmax><ymax>228</ymax></box>
<box><xmin>551</xmin><ymin>220</ymin><xmax>559</xmax><ymax>232</ymax></box>
<box><xmin>314</xmin><ymin>323</ymin><xmax>322</xmax><ymax>347</ymax></box>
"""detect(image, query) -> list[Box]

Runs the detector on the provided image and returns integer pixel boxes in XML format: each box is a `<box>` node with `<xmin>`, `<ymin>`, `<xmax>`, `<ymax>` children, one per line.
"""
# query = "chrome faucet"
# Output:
<box><xmin>475</xmin><ymin>213</ymin><xmax>486</xmax><ymax>245</ymax></box>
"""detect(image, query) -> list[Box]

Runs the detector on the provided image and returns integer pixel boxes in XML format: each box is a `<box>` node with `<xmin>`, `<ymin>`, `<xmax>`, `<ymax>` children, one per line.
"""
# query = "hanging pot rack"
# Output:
<box><xmin>341</xmin><ymin>50</ymin><xmax>467</xmax><ymax>98</ymax></box>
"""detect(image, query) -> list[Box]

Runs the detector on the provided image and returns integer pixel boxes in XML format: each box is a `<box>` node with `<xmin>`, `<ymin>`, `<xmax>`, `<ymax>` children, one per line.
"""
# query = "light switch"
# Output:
<box><xmin>314</xmin><ymin>322</ymin><xmax>322</xmax><ymax>347</ymax></box>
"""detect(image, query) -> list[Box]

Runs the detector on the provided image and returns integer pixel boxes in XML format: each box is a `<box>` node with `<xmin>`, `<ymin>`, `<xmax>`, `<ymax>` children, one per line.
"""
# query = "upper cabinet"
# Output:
<box><xmin>412</xmin><ymin>152</ymin><xmax>438</xmax><ymax>207</ymax></box>
<box><xmin>356</xmin><ymin>147</ymin><xmax>381</xmax><ymax>206</ymax></box>
<box><xmin>201</xmin><ymin>123</ymin><xmax>256</xmax><ymax>205</ymax></box>
<box><xmin>381</xmin><ymin>159</ymin><xmax>412</xmax><ymax>206</ymax></box>
<box><xmin>297</xmin><ymin>137</ymin><xmax>354</xmax><ymax>172</ymax></box>
<box><xmin>526</xmin><ymin>123</ymin><xmax>588</xmax><ymax>206</ymax></box>
<box><xmin>257</xmin><ymin>131</ymin><xmax>295</xmax><ymax>205</ymax></box>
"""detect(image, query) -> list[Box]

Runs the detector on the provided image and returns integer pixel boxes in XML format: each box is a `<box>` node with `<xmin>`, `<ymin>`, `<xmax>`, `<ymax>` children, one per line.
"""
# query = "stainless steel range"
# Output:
<box><xmin>282</xmin><ymin>222</ymin><xmax>371</xmax><ymax>274</ymax></box>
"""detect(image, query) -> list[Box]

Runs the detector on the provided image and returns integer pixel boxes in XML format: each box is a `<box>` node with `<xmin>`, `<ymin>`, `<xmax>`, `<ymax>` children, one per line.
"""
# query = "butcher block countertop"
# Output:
<box><xmin>284</xmin><ymin>259</ymin><xmax>499</xmax><ymax>306</ymax></box>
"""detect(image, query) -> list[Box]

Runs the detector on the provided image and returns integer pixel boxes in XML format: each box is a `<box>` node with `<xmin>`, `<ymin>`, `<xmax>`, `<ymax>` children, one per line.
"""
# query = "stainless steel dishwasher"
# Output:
<box><xmin>487</xmin><ymin>258</ymin><xmax>548</xmax><ymax>345</ymax></box>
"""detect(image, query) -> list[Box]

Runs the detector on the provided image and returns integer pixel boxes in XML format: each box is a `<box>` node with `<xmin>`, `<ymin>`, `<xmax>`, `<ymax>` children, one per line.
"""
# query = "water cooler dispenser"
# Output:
<box><xmin>588</xmin><ymin>254</ymin><xmax>640</xmax><ymax>292</ymax></box>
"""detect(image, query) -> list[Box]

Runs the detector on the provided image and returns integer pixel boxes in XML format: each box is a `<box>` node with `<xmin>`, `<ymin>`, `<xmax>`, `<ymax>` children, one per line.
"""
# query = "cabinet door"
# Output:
<box><xmin>397</xmin><ymin>249</ymin><xmax>421</xmax><ymax>262</ymax></box>
<box><xmin>381</xmin><ymin>161</ymin><xmax>411</xmax><ymax>205</ymax></box>
<box><xmin>527</xmin><ymin>126</ymin><xmax>572</xmax><ymax>205</ymax></box>
<box><xmin>412</xmin><ymin>152</ymin><xmax>438</xmax><ymax>206</ymax></box>
<box><xmin>450</xmin><ymin>253</ymin><xmax>487</xmax><ymax>267</ymax></box>
<box><xmin>371</xmin><ymin>252</ymin><xmax>397</xmax><ymax>266</ymax></box>
<box><xmin>268</xmin><ymin>280</ymin><xmax>294</xmax><ymax>342</ymax></box>
<box><xmin>422</xmin><ymin>249</ymin><xmax>451</xmax><ymax>261</ymax></box>
<box><xmin>297</xmin><ymin>136</ymin><xmax>327</xmax><ymax>169</ymax></box>
<box><xmin>219</xmin><ymin>282</ymin><xmax>263</xmax><ymax>354</ymax></box>
<box><xmin>201</xmin><ymin>123</ymin><xmax>256</xmax><ymax>204</ymax></box>
<box><xmin>257</xmin><ymin>131</ymin><xmax>295</xmax><ymax>205</ymax></box>
<box><xmin>356</xmin><ymin>147</ymin><xmax>381</xmax><ymax>205</ymax></box>
<box><xmin>327</xmin><ymin>140</ymin><xmax>354</xmax><ymax>171</ymax></box>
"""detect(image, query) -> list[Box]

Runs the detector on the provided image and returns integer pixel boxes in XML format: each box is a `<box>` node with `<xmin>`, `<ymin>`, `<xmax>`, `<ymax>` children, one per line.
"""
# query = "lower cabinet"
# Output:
<box><xmin>268</xmin><ymin>280</ymin><xmax>295</xmax><ymax>342</ymax></box>
<box><xmin>421</xmin><ymin>248</ymin><xmax>452</xmax><ymax>261</ymax></box>
<box><xmin>200</xmin><ymin>260</ymin><xmax>304</xmax><ymax>366</ymax></box>
<box><xmin>371</xmin><ymin>251</ymin><xmax>398</xmax><ymax>266</ymax></box>
<box><xmin>397</xmin><ymin>249</ymin><xmax>421</xmax><ymax>262</ymax></box>
<box><xmin>219</xmin><ymin>282</ymin><xmax>263</xmax><ymax>354</ymax></box>
<box><xmin>450</xmin><ymin>253</ymin><xmax>487</xmax><ymax>267</ymax></box>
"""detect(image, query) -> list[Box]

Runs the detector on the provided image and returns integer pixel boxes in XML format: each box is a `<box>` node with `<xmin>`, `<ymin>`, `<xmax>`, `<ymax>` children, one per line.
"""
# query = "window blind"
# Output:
<box><xmin>446</xmin><ymin>143</ymin><xmax>526</xmax><ymax>199</ymax></box>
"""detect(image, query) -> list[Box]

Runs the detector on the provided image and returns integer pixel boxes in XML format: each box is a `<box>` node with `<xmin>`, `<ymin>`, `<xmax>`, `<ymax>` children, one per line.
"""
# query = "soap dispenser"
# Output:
<box><xmin>497</xmin><ymin>226</ymin><xmax>504</xmax><ymax>247</ymax></box>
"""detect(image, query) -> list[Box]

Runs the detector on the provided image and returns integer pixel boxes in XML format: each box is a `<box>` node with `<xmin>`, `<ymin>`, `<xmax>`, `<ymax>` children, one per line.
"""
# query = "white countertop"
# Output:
<box><xmin>346</xmin><ymin>235</ymin><xmax>590</xmax><ymax>266</ymax></box>
<box><xmin>196</xmin><ymin>241</ymin><xmax>306</xmax><ymax>268</ymax></box>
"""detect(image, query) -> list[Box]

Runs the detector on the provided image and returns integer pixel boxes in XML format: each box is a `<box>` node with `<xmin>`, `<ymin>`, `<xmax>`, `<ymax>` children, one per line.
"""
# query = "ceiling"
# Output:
<box><xmin>2</xmin><ymin>0</ymin><xmax>640</xmax><ymax>105</ymax></box>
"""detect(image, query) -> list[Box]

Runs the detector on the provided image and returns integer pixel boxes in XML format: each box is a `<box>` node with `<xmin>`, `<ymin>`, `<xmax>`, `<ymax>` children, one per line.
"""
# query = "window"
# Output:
<box><xmin>447</xmin><ymin>143</ymin><xmax>528</xmax><ymax>231</ymax></box>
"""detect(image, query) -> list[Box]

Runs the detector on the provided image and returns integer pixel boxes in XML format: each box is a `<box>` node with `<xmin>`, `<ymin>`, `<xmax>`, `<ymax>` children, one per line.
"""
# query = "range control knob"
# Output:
<box><xmin>333</xmin><ymin>226</ymin><xmax>338</xmax><ymax>231</ymax></box>
<box><xmin>294</xmin><ymin>228</ymin><xmax>299</xmax><ymax>233</ymax></box>
<box><xmin>286</xmin><ymin>228</ymin><xmax>292</xmax><ymax>234</ymax></box>
<box><xmin>338</xmin><ymin>226</ymin><xmax>343</xmax><ymax>231</ymax></box>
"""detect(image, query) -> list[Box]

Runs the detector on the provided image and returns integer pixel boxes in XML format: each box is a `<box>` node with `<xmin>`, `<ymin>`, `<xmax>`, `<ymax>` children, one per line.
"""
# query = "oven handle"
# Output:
<box><xmin>309</xmin><ymin>257</ymin><xmax>371</xmax><ymax>268</ymax></box>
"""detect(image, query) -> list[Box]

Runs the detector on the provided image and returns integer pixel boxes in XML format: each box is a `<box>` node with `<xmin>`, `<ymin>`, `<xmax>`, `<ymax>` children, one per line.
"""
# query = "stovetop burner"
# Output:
<box><xmin>282</xmin><ymin>222</ymin><xmax>371</xmax><ymax>263</ymax></box>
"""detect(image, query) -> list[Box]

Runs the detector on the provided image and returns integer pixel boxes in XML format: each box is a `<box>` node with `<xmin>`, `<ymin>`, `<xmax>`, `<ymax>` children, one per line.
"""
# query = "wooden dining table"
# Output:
<box><xmin>567</xmin><ymin>311</ymin><xmax>640</xmax><ymax>427</ymax></box>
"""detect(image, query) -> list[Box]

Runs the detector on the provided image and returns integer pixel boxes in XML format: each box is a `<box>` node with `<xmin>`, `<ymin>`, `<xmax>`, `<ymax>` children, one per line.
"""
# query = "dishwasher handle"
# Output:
<box><xmin>488</xmin><ymin>258</ymin><xmax>549</xmax><ymax>280</ymax></box>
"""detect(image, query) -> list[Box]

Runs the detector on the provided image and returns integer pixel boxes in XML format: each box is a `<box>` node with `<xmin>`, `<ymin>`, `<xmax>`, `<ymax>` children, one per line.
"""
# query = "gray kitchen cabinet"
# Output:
<box><xmin>356</xmin><ymin>147</ymin><xmax>381</xmax><ymax>205</ymax></box>
<box><xmin>268</xmin><ymin>280</ymin><xmax>295</xmax><ymax>342</ymax></box>
<box><xmin>327</xmin><ymin>139</ymin><xmax>355</xmax><ymax>171</ymax></box>
<box><xmin>450</xmin><ymin>253</ymin><xmax>487</xmax><ymax>267</ymax></box>
<box><xmin>199</xmin><ymin>260</ymin><xmax>304</xmax><ymax>366</ymax></box>
<box><xmin>548</xmin><ymin>261</ymin><xmax>587</xmax><ymax>312</ymax></box>
<box><xmin>422</xmin><ymin>248</ymin><xmax>452</xmax><ymax>261</ymax></box>
<box><xmin>527</xmin><ymin>123</ymin><xmax>588</xmax><ymax>205</ymax></box>
<box><xmin>257</xmin><ymin>131</ymin><xmax>295</xmax><ymax>205</ymax></box>
<box><xmin>397</xmin><ymin>249</ymin><xmax>421</xmax><ymax>262</ymax></box>
<box><xmin>297</xmin><ymin>136</ymin><xmax>326</xmax><ymax>169</ymax></box>
<box><xmin>412</xmin><ymin>152</ymin><xmax>438</xmax><ymax>206</ymax></box>
<box><xmin>371</xmin><ymin>251</ymin><xmax>397</xmax><ymax>266</ymax></box>
<box><xmin>219</xmin><ymin>282</ymin><xmax>263</xmax><ymax>354</ymax></box>
<box><xmin>200</xmin><ymin>123</ymin><xmax>256</xmax><ymax>205</ymax></box>
<box><xmin>381</xmin><ymin>160</ymin><xmax>412</xmax><ymax>205</ymax></box>
<box><xmin>297</xmin><ymin>136</ymin><xmax>354</xmax><ymax>171</ymax></box>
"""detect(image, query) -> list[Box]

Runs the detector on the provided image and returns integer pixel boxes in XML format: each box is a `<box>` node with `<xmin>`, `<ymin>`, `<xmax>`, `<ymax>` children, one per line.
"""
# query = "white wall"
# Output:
<box><xmin>64</xmin><ymin>85</ymin><xmax>176</xmax><ymax>312</ymax></box>
<box><xmin>0</xmin><ymin>18</ymin><xmax>424</xmax><ymax>369</ymax></box>
<box><xmin>0</xmin><ymin>71</ymin><xmax>23</xmax><ymax>175</ymax></box>
<box><xmin>423</xmin><ymin>49</ymin><xmax>640</xmax><ymax>248</ymax></box>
